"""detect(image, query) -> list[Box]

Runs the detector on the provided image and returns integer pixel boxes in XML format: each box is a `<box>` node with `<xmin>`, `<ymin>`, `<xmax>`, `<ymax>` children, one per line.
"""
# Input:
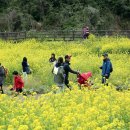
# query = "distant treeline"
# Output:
<box><xmin>0</xmin><ymin>0</ymin><xmax>130</xmax><ymax>31</ymax></box>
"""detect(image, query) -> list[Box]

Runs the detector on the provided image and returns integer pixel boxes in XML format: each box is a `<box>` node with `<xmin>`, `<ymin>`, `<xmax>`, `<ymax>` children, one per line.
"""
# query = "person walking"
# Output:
<box><xmin>100</xmin><ymin>53</ymin><xmax>113</xmax><ymax>85</ymax></box>
<box><xmin>0</xmin><ymin>63</ymin><xmax>6</xmax><ymax>94</ymax></box>
<box><xmin>64</xmin><ymin>55</ymin><xmax>79</xmax><ymax>90</ymax></box>
<box><xmin>22</xmin><ymin>57</ymin><xmax>31</xmax><ymax>82</ymax></box>
<box><xmin>83</xmin><ymin>26</ymin><xmax>90</xmax><ymax>39</ymax></box>
<box><xmin>53</xmin><ymin>57</ymin><xmax>64</xmax><ymax>92</ymax></box>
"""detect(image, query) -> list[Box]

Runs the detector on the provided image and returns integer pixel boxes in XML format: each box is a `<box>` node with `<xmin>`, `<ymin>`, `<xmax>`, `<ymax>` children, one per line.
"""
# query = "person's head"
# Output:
<box><xmin>23</xmin><ymin>57</ymin><xmax>27</xmax><ymax>62</ymax></box>
<box><xmin>51</xmin><ymin>53</ymin><xmax>55</xmax><ymax>58</ymax></box>
<box><xmin>65</xmin><ymin>55</ymin><xmax>71</xmax><ymax>62</ymax></box>
<box><xmin>58</xmin><ymin>57</ymin><xmax>63</xmax><ymax>64</ymax></box>
<box><xmin>102</xmin><ymin>53</ymin><xmax>108</xmax><ymax>60</ymax></box>
<box><xmin>12</xmin><ymin>71</ymin><xmax>19</xmax><ymax>76</ymax></box>
<box><xmin>86</xmin><ymin>26</ymin><xmax>89</xmax><ymax>29</ymax></box>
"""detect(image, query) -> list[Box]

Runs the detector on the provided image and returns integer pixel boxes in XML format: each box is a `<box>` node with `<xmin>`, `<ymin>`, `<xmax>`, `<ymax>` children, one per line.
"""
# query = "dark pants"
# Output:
<box><xmin>64</xmin><ymin>78</ymin><xmax>72</xmax><ymax>90</ymax></box>
<box><xmin>102</xmin><ymin>75</ymin><xmax>110</xmax><ymax>86</ymax></box>
<box><xmin>16</xmin><ymin>88</ymin><xmax>23</xmax><ymax>93</ymax></box>
<box><xmin>0</xmin><ymin>84</ymin><xmax>4</xmax><ymax>94</ymax></box>
<box><xmin>83</xmin><ymin>34</ymin><xmax>89</xmax><ymax>39</ymax></box>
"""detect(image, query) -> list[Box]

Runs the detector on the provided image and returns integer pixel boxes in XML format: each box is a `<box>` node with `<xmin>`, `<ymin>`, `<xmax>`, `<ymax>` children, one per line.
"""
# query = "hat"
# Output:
<box><xmin>12</xmin><ymin>71</ymin><xmax>18</xmax><ymax>75</ymax></box>
<box><xmin>102</xmin><ymin>53</ymin><xmax>108</xmax><ymax>57</ymax></box>
<box><xmin>65</xmin><ymin>55</ymin><xmax>72</xmax><ymax>59</ymax></box>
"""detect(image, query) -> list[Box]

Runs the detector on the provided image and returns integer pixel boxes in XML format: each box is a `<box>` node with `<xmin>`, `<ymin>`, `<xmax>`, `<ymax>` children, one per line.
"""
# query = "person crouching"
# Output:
<box><xmin>12</xmin><ymin>71</ymin><xmax>24</xmax><ymax>93</ymax></box>
<box><xmin>77</xmin><ymin>72</ymin><xmax>93</xmax><ymax>90</ymax></box>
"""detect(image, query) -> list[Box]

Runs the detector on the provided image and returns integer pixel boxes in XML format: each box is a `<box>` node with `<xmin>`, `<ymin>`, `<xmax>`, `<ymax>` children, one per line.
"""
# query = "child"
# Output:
<box><xmin>12</xmin><ymin>71</ymin><xmax>24</xmax><ymax>93</ymax></box>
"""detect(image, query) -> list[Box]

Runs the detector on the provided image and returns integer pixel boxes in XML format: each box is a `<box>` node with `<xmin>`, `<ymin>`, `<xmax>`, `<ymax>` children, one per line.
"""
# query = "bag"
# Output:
<box><xmin>53</xmin><ymin>66</ymin><xmax>64</xmax><ymax>75</ymax></box>
<box><xmin>4</xmin><ymin>68</ymin><xmax>8</xmax><ymax>77</ymax></box>
<box><xmin>25</xmin><ymin>66</ymin><xmax>32</xmax><ymax>74</ymax></box>
<box><xmin>0</xmin><ymin>66</ymin><xmax>8</xmax><ymax>77</ymax></box>
<box><xmin>53</xmin><ymin>66</ymin><xmax>59</xmax><ymax>75</ymax></box>
<box><xmin>110</xmin><ymin>62</ymin><xmax>113</xmax><ymax>73</ymax></box>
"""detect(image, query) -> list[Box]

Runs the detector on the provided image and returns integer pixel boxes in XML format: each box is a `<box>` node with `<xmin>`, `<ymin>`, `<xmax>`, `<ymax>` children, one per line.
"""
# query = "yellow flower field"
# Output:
<box><xmin>0</xmin><ymin>86</ymin><xmax>130</xmax><ymax>130</ymax></box>
<box><xmin>0</xmin><ymin>37</ymin><xmax>130</xmax><ymax>92</ymax></box>
<box><xmin>0</xmin><ymin>37</ymin><xmax>130</xmax><ymax>129</ymax></box>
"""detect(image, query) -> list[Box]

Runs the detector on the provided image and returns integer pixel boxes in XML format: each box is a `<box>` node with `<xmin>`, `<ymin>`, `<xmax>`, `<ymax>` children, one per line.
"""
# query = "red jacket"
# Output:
<box><xmin>13</xmin><ymin>75</ymin><xmax>24</xmax><ymax>89</ymax></box>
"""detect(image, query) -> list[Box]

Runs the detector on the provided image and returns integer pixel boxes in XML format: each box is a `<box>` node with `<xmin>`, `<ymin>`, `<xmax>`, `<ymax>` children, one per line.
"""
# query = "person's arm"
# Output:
<box><xmin>105</xmin><ymin>61</ymin><xmax>111</xmax><ymax>76</ymax></box>
<box><xmin>67</xmin><ymin>65</ymin><xmax>78</xmax><ymax>74</ymax></box>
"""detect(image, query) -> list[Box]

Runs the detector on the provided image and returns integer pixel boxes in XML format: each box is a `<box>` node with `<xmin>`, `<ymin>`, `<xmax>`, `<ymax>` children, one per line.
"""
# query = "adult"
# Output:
<box><xmin>22</xmin><ymin>57</ymin><xmax>31</xmax><ymax>81</ymax></box>
<box><xmin>53</xmin><ymin>57</ymin><xmax>64</xmax><ymax>92</ymax></box>
<box><xmin>49</xmin><ymin>53</ymin><xmax>57</xmax><ymax>74</ymax></box>
<box><xmin>100</xmin><ymin>53</ymin><xmax>113</xmax><ymax>85</ymax></box>
<box><xmin>83</xmin><ymin>26</ymin><xmax>90</xmax><ymax>39</ymax></box>
<box><xmin>49</xmin><ymin>53</ymin><xmax>57</xmax><ymax>65</ymax></box>
<box><xmin>0</xmin><ymin>63</ymin><xmax>6</xmax><ymax>94</ymax></box>
<box><xmin>64</xmin><ymin>55</ymin><xmax>79</xmax><ymax>90</ymax></box>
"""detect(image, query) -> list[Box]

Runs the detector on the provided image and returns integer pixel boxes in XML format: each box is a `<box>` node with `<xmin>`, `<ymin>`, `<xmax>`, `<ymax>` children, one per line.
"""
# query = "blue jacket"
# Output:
<box><xmin>100</xmin><ymin>59</ymin><xmax>112</xmax><ymax>76</ymax></box>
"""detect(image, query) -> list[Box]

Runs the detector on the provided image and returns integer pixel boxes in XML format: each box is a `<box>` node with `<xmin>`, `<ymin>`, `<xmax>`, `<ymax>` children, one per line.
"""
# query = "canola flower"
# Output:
<box><xmin>0</xmin><ymin>37</ymin><xmax>130</xmax><ymax>129</ymax></box>
<box><xmin>0</xmin><ymin>86</ymin><xmax>130</xmax><ymax>130</ymax></box>
<box><xmin>0</xmin><ymin>37</ymin><xmax>130</xmax><ymax>92</ymax></box>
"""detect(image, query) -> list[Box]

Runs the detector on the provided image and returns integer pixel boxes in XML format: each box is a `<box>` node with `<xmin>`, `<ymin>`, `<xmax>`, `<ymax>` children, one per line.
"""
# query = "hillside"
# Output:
<box><xmin>0</xmin><ymin>0</ymin><xmax>130</xmax><ymax>31</ymax></box>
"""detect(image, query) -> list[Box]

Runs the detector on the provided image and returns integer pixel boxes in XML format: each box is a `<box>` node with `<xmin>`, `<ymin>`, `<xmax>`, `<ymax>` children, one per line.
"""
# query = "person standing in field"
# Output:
<box><xmin>64</xmin><ymin>55</ymin><xmax>79</xmax><ymax>90</ymax></box>
<box><xmin>53</xmin><ymin>57</ymin><xmax>65</xmax><ymax>92</ymax></box>
<box><xmin>49</xmin><ymin>53</ymin><xmax>57</xmax><ymax>65</ymax></box>
<box><xmin>49</xmin><ymin>53</ymin><xmax>57</xmax><ymax>73</ymax></box>
<box><xmin>100</xmin><ymin>53</ymin><xmax>113</xmax><ymax>85</ymax></box>
<box><xmin>83</xmin><ymin>26</ymin><xmax>90</xmax><ymax>39</ymax></box>
<box><xmin>22</xmin><ymin>57</ymin><xmax>31</xmax><ymax>82</ymax></box>
<box><xmin>0</xmin><ymin>63</ymin><xmax>7</xmax><ymax>94</ymax></box>
<box><xmin>12</xmin><ymin>71</ymin><xmax>24</xmax><ymax>93</ymax></box>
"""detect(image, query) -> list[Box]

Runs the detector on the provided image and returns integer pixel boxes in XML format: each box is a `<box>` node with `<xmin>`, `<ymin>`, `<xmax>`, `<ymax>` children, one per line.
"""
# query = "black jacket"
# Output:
<box><xmin>49</xmin><ymin>57</ymin><xmax>56</xmax><ymax>63</ymax></box>
<box><xmin>22</xmin><ymin>61</ymin><xmax>28</xmax><ymax>72</ymax></box>
<box><xmin>63</xmin><ymin>61</ymin><xmax>78</xmax><ymax>79</ymax></box>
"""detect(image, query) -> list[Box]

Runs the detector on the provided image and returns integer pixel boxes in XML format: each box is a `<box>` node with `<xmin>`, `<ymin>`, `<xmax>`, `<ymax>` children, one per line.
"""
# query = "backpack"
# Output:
<box><xmin>4</xmin><ymin>68</ymin><xmax>8</xmax><ymax>77</ymax></box>
<box><xmin>53</xmin><ymin>66</ymin><xmax>59</xmax><ymax>75</ymax></box>
<box><xmin>110</xmin><ymin>62</ymin><xmax>113</xmax><ymax>73</ymax></box>
<box><xmin>53</xmin><ymin>66</ymin><xmax>64</xmax><ymax>75</ymax></box>
<box><xmin>0</xmin><ymin>66</ymin><xmax>8</xmax><ymax>77</ymax></box>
